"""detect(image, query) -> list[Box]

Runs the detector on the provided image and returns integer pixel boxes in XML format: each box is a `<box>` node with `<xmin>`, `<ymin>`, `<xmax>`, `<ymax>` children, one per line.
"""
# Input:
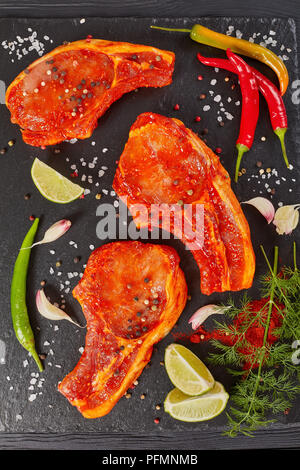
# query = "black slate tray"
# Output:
<box><xmin>0</xmin><ymin>16</ymin><xmax>299</xmax><ymax>435</ymax></box>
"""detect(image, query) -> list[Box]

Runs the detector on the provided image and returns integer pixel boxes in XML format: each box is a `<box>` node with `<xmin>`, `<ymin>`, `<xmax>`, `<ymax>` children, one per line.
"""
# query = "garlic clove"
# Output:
<box><xmin>241</xmin><ymin>197</ymin><xmax>275</xmax><ymax>224</ymax></box>
<box><xmin>36</xmin><ymin>289</ymin><xmax>84</xmax><ymax>327</ymax></box>
<box><xmin>188</xmin><ymin>304</ymin><xmax>231</xmax><ymax>330</ymax></box>
<box><xmin>273</xmin><ymin>204</ymin><xmax>300</xmax><ymax>235</ymax></box>
<box><xmin>23</xmin><ymin>219</ymin><xmax>72</xmax><ymax>249</ymax></box>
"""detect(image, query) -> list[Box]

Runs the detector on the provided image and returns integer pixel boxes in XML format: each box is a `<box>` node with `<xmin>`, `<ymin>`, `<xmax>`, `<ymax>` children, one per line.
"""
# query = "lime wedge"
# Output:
<box><xmin>164</xmin><ymin>343</ymin><xmax>215</xmax><ymax>396</ymax></box>
<box><xmin>31</xmin><ymin>158</ymin><xmax>84</xmax><ymax>203</ymax></box>
<box><xmin>164</xmin><ymin>381</ymin><xmax>229</xmax><ymax>422</ymax></box>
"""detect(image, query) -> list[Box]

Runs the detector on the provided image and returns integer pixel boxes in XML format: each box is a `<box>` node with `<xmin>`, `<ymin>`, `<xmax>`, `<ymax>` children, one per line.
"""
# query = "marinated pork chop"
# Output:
<box><xmin>113</xmin><ymin>113</ymin><xmax>255</xmax><ymax>296</ymax></box>
<box><xmin>58</xmin><ymin>241</ymin><xmax>187</xmax><ymax>418</ymax></box>
<box><xmin>5</xmin><ymin>39</ymin><xmax>175</xmax><ymax>147</ymax></box>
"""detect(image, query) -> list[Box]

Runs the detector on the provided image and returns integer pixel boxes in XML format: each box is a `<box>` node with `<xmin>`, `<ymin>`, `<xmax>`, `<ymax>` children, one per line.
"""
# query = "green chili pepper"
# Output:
<box><xmin>10</xmin><ymin>218</ymin><xmax>43</xmax><ymax>371</ymax></box>
<box><xmin>150</xmin><ymin>24</ymin><xmax>289</xmax><ymax>95</ymax></box>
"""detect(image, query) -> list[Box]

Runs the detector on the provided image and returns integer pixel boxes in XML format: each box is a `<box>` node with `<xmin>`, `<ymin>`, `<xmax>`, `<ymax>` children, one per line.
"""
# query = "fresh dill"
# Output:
<box><xmin>207</xmin><ymin>242</ymin><xmax>300</xmax><ymax>437</ymax></box>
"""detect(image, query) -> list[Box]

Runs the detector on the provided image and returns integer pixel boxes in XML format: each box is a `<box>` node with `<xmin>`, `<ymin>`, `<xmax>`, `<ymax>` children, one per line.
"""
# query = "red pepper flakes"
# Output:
<box><xmin>173</xmin><ymin>104</ymin><xmax>180</xmax><ymax>110</ymax></box>
<box><xmin>86</xmin><ymin>34</ymin><xmax>93</xmax><ymax>43</ymax></box>
<box><xmin>79</xmin><ymin>194</ymin><xmax>85</xmax><ymax>199</ymax></box>
<box><xmin>70</xmin><ymin>171</ymin><xmax>78</xmax><ymax>178</ymax></box>
<box><xmin>29</xmin><ymin>215</ymin><xmax>35</xmax><ymax>221</ymax></box>
<box><xmin>190</xmin><ymin>334</ymin><xmax>201</xmax><ymax>343</ymax></box>
<box><xmin>194</xmin><ymin>116</ymin><xmax>201</xmax><ymax>122</ymax></box>
<box><xmin>215</xmin><ymin>147</ymin><xmax>222</xmax><ymax>154</ymax></box>
<box><xmin>40</xmin><ymin>145</ymin><xmax>46</xmax><ymax>150</ymax></box>
<box><xmin>154</xmin><ymin>418</ymin><xmax>160</xmax><ymax>424</ymax></box>
<box><xmin>197</xmin><ymin>75</ymin><xmax>203</xmax><ymax>80</ymax></box>
<box><xmin>175</xmin><ymin>298</ymin><xmax>283</xmax><ymax>371</ymax></box>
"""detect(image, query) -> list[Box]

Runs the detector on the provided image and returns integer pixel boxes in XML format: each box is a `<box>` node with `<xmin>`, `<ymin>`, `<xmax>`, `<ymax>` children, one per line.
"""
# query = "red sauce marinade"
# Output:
<box><xmin>177</xmin><ymin>298</ymin><xmax>283</xmax><ymax>370</ymax></box>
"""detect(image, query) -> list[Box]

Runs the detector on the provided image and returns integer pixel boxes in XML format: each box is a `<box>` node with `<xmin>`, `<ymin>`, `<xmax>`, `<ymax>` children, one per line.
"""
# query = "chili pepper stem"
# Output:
<box><xmin>235</xmin><ymin>143</ymin><xmax>249</xmax><ymax>182</ymax></box>
<box><xmin>274</xmin><ymin>127</ymin><xmax>289</xmax><ymax>168</ymax></box>
<box><xmin>150</xmin><ymin>25</ymin><xmax>192</xmax><ymax>33</ymax></box>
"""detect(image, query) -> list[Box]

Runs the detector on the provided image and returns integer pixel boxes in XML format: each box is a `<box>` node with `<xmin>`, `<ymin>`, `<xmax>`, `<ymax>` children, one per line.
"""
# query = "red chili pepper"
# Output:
<box><xmin>197</xmin><ymin>53</ymin><xmax>289</xmax><ymax>168</ymax></box>
<box><xmin>225</xmin><ymin>49</ymin><xmax>259</xmax><ymax>181</ymax></box>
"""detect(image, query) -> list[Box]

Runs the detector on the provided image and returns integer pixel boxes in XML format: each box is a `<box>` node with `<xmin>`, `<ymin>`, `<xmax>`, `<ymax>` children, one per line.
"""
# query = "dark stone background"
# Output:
<box><xmin>0</xmin><ymin>0</ymin><xmax>299</xmax><ymax>450</ymax></box>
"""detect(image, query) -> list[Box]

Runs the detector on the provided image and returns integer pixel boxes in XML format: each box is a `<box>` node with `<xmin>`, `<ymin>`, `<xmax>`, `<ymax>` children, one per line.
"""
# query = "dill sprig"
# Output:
<box><xmin>207</xmin><ymin>242</ymin><xmax>300</xmax><ymax>437</ymax></box>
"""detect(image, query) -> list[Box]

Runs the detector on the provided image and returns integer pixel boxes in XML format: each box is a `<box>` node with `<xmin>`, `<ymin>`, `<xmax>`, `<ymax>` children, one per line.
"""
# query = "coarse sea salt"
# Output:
<box><xmin>1</xmin><ymin>28</ymin><xmax>52</xmax><ymax>62</ymax></box>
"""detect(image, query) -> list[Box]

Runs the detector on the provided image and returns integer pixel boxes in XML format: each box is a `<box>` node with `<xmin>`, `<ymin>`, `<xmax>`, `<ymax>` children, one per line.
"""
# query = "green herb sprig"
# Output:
<box><xmin>208</xmin><ymin>242</ymin><xmax>300</xmax><ymax>437</ymax></box>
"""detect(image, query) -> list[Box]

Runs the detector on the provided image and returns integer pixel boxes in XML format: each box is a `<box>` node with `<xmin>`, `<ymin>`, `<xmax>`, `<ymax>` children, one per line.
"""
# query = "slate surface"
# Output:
<box><xmin>0</xmin><ymin>16</ymin><xmax>299</xmax><ymax>437</ymax></box>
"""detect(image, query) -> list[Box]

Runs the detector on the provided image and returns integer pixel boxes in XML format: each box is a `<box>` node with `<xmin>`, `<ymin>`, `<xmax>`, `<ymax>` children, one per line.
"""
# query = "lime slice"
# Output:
<box><xmin>31</xmin><ymin>158</ymin><xmax>84</xmax><ymax>203</ymax></box>
<box><xmin>164</xmin><ymin>381</ymin><xmax>229</xmax><ymax>422</ymax></box>
<box><xmin>164</xmin><ymin>343</ymin><xmax>215</xmax><ymax>396</ymax></box>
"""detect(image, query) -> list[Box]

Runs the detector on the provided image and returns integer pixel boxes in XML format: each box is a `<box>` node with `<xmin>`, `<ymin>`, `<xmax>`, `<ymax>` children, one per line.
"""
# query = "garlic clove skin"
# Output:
<box><xmin>241</xmin><ymin>197</ymin><xmax>275</xmax><ymax>224</ymax></box>
<box><xmin>273</xmin><ymin>205</ymin><xmax>300</xmax><ymax>235</ymax></box>
<box><xmin>188</xmin><ymin>304</ymin><xmax>231</xmax><ymax>330</ymax></box>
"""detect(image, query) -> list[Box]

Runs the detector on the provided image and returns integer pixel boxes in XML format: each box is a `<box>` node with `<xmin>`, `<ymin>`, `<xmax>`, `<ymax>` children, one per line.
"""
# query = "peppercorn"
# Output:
<box><xmin>24</xmin><ymin>193</ymin><xmax>31</xmax><ymax>200</ymax></box>
<box><xmin>199</xmin><ymin>93</ymin><xmax>206</xmax><ymax>99</ymax></box>
<box><xmin>0</xmin><ymin>148</ymin><xmax>7</xmax><ymax>155</ymax></box>
<box><xmin>73</xmin><ymin>256</ymin><xmax>81</xmax><ymax>263</ymax></box>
